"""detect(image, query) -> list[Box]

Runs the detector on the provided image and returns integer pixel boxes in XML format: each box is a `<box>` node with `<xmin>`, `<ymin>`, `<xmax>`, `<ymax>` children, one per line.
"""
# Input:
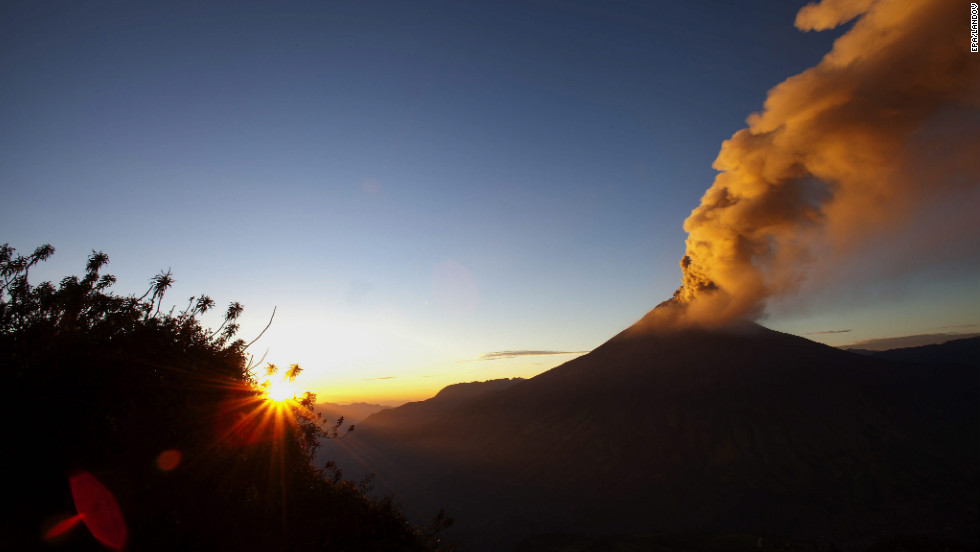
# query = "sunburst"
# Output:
<box><xmin>264</xmin><ymin>379</ymin><xmax>297</xmax><ymax>403</ymax></box>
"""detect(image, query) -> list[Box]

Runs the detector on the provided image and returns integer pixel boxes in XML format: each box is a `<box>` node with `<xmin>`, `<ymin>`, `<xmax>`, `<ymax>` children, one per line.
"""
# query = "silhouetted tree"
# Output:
<box><xmin>2</xmin><ymin>244</ymin><xmax>450</xmax><ymax>551</ymax></box>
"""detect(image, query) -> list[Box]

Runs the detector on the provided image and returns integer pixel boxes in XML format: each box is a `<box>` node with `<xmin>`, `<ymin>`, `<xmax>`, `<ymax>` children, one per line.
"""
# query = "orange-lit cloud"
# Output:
<box><xmin>669</xmin><ymin>0</ymin><xmax>979</xmax><ymax>326</ymax></box>
<box><xmin>479</xmin><ymin>350</ymin><xmax>588</xmax><ymax>360</ymax></box>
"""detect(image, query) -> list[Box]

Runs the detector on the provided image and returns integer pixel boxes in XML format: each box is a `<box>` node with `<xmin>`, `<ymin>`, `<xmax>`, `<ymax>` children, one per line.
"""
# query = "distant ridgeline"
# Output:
<box><xmin>1</xmin><ymin>244</ymin><xmax>449</xmax><ymax>551</ymax></box>
<box><xmin>846</xmin><ymin>336</ymin><xmax>980</xmax><ymax>366</ymax></box>
<box><xmin>320</xmin><ymin>317</ymin><xmax>980</xmax><ymax>551</ymax></box>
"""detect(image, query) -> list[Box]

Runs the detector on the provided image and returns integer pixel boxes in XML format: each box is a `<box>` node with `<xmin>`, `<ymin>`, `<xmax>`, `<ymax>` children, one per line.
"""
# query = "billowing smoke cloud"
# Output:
<box><xmin>662</xmin><ymin>0</ymin><xmax>979</xmax><ymax>327</ymax></box>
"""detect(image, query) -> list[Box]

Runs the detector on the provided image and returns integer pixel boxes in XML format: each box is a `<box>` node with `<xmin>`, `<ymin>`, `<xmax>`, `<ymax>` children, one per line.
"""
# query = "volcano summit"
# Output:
<box><xmin>320</xmin><ymin>310</ymin><xmax>979</xmax><ymax>550</ymax></box>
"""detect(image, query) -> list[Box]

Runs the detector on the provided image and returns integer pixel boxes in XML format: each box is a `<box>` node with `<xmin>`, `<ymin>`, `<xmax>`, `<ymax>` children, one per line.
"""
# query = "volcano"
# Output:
<box><xmin>319</xmin><ymin>313</ymin><xmax>979</xmax><ymax>550</ymax></box>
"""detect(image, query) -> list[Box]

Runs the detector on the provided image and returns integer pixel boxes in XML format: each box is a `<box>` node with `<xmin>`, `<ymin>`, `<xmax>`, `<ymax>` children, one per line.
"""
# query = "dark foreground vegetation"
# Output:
<box><xmin>1</xmin><ymin>244</ymin><xmax>449</xmax><ymax>551</ymax></box>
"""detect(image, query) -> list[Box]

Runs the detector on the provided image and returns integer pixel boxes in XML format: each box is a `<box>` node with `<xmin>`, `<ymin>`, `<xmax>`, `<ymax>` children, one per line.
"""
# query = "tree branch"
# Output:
<box><xmin>243</xmin><ymin>306</ymin><xmax>276</xmax><ymax>352</ymax></box>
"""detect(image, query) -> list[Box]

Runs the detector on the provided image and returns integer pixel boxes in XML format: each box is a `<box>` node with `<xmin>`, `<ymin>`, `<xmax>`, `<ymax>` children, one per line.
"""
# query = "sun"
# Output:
<box><xmin>265</xmin><ymin>379</ymin><xmax>297</xmax><ymax>402</ymax></box>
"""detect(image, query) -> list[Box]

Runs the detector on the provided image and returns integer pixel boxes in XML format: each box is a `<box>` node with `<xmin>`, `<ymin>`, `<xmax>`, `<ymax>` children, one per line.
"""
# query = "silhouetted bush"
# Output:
<box><xmin>2</xmin><ymin>244</ymin><xmax>448</xmax><ymax>551</ymax></box>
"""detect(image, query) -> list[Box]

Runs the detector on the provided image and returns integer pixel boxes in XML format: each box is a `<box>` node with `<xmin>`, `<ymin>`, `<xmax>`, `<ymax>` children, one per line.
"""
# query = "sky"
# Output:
<box><xmin>3</xmin><ymin>0</ymin><xmax>978</xmax><ymax>405</ymax></box>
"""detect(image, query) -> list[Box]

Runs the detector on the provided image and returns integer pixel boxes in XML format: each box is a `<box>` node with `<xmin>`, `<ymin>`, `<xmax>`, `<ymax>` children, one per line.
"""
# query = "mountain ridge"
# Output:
<box><xmin>319</xmin><ymin>315</ymin><xmax>979</xmax><ymax>550</ymax></box>
<box><xmin>847</xmin><ymin>336</ymin><xmax>980</xmax><ymax>366</ymax></box>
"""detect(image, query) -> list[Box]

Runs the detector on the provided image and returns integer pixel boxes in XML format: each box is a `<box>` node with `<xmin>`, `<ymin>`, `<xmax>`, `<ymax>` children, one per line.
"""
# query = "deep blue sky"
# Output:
<box><xmin>3</xmin><ymin>1</ymin><xmax>976</xmax><ymax>403</ymax></box>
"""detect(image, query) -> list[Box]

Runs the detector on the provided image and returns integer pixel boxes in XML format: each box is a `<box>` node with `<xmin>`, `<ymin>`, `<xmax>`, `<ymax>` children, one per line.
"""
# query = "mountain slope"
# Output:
<box><xmin>320</xmin><ymin>317</ymin><xmax>979</xmax><ymax>550</ymax></box>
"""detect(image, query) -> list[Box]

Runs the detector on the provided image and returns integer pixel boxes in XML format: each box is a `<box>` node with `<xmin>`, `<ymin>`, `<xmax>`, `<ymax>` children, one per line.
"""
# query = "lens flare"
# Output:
<box><xmin>69</xmin><ymin>471</ymin><xmax>128</xmax><ymax>551</ymax></box>
<box><xmin>44</xmin><ymin>514</ymin><xmax>83</xmax><ymax>541</ymax></box>
<box><xmin>156</xmin><ymin>449</ymin><xmax>182</xmax><ymax>471</ymax></box>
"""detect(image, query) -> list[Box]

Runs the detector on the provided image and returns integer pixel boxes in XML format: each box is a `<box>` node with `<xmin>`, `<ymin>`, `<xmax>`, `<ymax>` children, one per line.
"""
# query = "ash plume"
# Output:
<box><xmin>665</xmin><ymin>0</ymin><xmax>979</xmax><ymax>326</ymax></box>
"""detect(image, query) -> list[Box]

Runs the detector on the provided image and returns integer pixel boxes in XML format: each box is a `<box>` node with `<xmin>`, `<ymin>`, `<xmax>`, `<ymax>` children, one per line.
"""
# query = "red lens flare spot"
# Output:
<box><xmin>156</xmin><ymin>449</ymin><xmax>182</xmax><ymax>471</ymax></box>
<box><xmin>43</xmin><ymin>514</ymin><xmax>83</xmax><ymax>541</ymax></box>
<box><xmin>70</xmin><ymin>471</ymin><xmax>128</xmax><ymax>551</ymax></box>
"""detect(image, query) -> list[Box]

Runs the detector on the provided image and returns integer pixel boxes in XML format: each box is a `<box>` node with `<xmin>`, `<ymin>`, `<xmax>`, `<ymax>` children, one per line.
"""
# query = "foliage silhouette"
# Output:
<box><xmin>2</xmin><ymin>244</ymin><xmax>450</xmax><ymax>551</ymax></box>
